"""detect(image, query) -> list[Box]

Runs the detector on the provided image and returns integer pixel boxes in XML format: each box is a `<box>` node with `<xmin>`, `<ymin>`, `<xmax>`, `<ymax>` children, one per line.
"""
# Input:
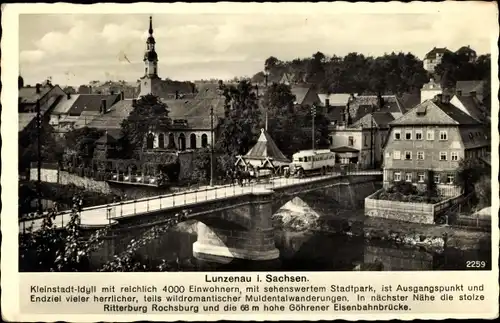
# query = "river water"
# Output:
<box><xmin>148</xmin><ymin>225</ymin><xmax>491</xmax><ymax>272</ymax></box>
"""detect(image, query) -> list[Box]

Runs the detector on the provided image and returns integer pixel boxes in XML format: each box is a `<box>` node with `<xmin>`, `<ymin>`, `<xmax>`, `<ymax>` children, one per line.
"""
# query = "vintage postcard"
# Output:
<box><xmin>1</xmin><ymin>1</ymin><xmax>499</xmax><ymax>321</ymax></box>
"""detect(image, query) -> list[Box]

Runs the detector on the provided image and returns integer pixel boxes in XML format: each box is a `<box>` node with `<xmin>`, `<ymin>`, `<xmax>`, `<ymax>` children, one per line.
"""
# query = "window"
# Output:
<box><xmin>427</xmin><ymin>131</ymin><xmax>434</xmax><ymax>140</ymax></box>
<box><xmin>415</xmin><ymin>130</ymin><xmax>423</xmax><ymax>140</ymax></box>
<box><xmin>201</xmin><ymin>134</ymin><xmax>208</xmax><ymax>148</ymax></box>
<box><xmin>405</xmin><ymin>131</ymin><xmax>412</xmax><ymax>140</ymax></box>
<box><xmin>394</xmin><ymin>131</ymin><xmax>401</xmax><ymax>140</ymax></box>
<box><xmin>404</xmin><ymin>151</ymin><xmax>412</xmax><ymax>160</ymax></box>
<box><xmin>364</xmin><ymin>135</ymin><xmax>368</xmax><ymax>147</ymax></box>
<box><xmin>434</xmin><ymin>174</ymin><xmax>440</xmax><ymax>184</ymax></box>
<box><xmin>417</xmin><ymin>151</ymin><xmax>424</xmax><ymax>160</ymax></box>
<box><xmin>329</xmin><ymin>136</ymin><xmax>333</xmax><ymax>145</ymax></box>
<box><xmin>348</xmin><ymin>136</ymin><xmax>354</xmax><ymax>146</ymax></box>
<box><xmin>393</xmin><ymin>150</ymin><xmax>401</xmax><ymax>160</ymax></box>
<box><xmin>439</xmin><ymin>152</ymin><xmax>447</xmax><ymax>161</ymax></box>
<box><xmin>447</xmin><ymin>174</ymin><xmax>454</xmax><ymax>184</ymax></box>
<box><xmin>451</xmin><ymin>152</ymin><xmax>458</xmax><ymax>161</ymax></box>
<box><xmin>439</xmin><ymin>131</ymin><xmax>448</xmax><ymax>140</ymax></box>
<box><xmin>405</xmin><ymin>173</ymin><xmax>412</xmax><ymax>182</ymax></box>
<box><xmin>418</xmin><ymin>173</ymin><xmax>425</xmax><ymax>183</ymax></box>
<box><xmin>394</xmin><ymin>172</ymin><xmax>401</xmax><ymax>181</ymax></box>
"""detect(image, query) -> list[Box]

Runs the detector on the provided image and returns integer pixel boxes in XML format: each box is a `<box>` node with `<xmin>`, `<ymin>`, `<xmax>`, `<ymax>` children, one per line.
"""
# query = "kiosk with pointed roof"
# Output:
<box><xmin>235</xmin><ymin>128</ymin><xmax>290</xmax><ymax>172</ymax></box>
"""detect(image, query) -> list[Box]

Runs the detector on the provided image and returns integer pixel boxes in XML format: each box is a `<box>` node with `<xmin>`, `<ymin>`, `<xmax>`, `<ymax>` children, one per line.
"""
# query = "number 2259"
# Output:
<box><xmin>466</xmin><ymin>261</ymin><xmax>486</xmax><ymax>268</ymax></box>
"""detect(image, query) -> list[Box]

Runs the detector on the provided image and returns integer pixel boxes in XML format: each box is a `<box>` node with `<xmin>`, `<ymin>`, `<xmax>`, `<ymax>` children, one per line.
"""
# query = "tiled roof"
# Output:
<box><xmin>456</xmin><ymin>46</ymin><xmax>477</xmax><ymax>55</ymax></box>
<box><xmin>51</xmin><ymin>94</ymin><xmax>80</xmax><ymax>115</ymax></box>
<box><xmin>452</xmin><ymin>95</ymin><xmax>486</xmax><ymax>122</ymax></box>
<box><xmin>348</xmin><ymin>95</ymin><xmax>404</xmax><ymax>123</ymax></box>
<box><xmin>19</xmin><ymin>86</ymin><xmax>53</xmax><ymax>104</ymax></box>
<box><xmin>331</xmin><ymin>146</ymin><xmax>359</xmax><ymax>153</ymax></box>
<box><xmin>318</xmin><ymin>93</ymin><xmax>352</xmax><ymax>106</ymax></box>
<box><xmin>458</xmin><ymin>127</ymin><xmax>490</xmax><ymax>150</ymax></box>
<box><xmin>424</xmin><ymin>47</ymin><xmax>453</xmax><ymax>59</ymax></box>
<box><xmin>390</xmin><ymin>99</ymin><xmax>481</xmax><ymax>126</ymax></box>
<box><xmin>455</xmin><ymin>80</ymin><xmax>484</xmax><ymax>95</ymax></box>
<box><xmin>244</xmin><ymin>128</ymin><xmax>290</xmax><ymax>163</ymax></box>
<box><xmin>291</xmin><ymin>85</ymin><xmax>312</xmax><ymax>105</ymax></box>
<box><xmin>18</xmin><ymin>113</ymin><xmax>37</xmax><ymax>132</ymax></box>
<box><xmin>399</xmin><ymin>91</ymin><xmax>421</xmax><ymax>111</ymax></box>
<box><xmin>168</xmin><ymin>95</ymin><xmax>226</xmax><ymax>129</ymax></box>
<box><xmin>353</xmin><ymin>112</ymin><xmax>395</xmax><ymax>128</ymax></box>
<box><xmin>67</xmin><ymin>94</ymin><xmax>120</xmax><ymax>116</ymax></box>
<box><xmin>86</xmin><ymin>99</ymin><xmax>135</xmax><ymax>130</ymax></box>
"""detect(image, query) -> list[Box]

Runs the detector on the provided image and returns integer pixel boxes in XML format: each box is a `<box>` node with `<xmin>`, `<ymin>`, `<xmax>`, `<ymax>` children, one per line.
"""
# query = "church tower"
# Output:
<box><xmin>139</xmin><ymin>16</ymin><xmax>162</xmax><ymax>97</ymax></box>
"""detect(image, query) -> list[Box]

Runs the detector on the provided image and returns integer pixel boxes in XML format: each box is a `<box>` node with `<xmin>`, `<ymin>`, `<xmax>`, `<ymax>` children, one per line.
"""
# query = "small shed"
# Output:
<box><xmin>235</xmin><ymin>128</ymin><xmax>290</xmax><ymax>172</ymax></box>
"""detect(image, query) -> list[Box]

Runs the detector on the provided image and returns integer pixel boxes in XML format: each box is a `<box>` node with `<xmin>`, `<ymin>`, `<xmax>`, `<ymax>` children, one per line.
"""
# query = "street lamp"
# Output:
<box><xmin>210</xmin><ymin>105</ymin><xmax>214</xmax><ymax>187</ymax></box>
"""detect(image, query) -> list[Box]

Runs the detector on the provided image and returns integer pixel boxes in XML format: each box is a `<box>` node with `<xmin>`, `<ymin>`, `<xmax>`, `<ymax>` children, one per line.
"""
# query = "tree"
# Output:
<box><xmin>216</xmin><ymin>81</ymin><xmax>261</xmax><ymax>158</ymax></box>
<box><xmin>19</xmin><ymin>195</ymin><xmax>192</xmax><ymax>272</ymax></box>
<box><xmin>251</xmin><ymin>71</ymin><xmax>267</xmax><ymax>84</ymax></box>
<box><xmin>63</xmin><ymin>127</ymin><xmax>105</xmax><ymax>160</ymax></box>
<box><xmin>19</xmin><ymin>122</ymin><xmax>64</xmax><ymax>172</ymax></box>
<box><xmin>120</xmin><ymin>94</ymin><xmax>171</xmax><ymax>154</ymax></box>
<box><xmin>262</xmin><ymin>83</ymin><xmax>303</xmax><ymax>156</ymax></box>
<box><xmin>456</xmin><ymin>158</ymin><xmax>488</xmax><ymax>194</ymax></box>
<box><xmin>474</xmin><ymin>176</ymin><xmax>491</xmax><ymax>209</ymax></box>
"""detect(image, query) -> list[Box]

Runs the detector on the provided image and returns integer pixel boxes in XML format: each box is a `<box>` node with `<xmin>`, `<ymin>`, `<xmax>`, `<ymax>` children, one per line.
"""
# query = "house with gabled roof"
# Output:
<box><xmin>290</xmin><ymin>85</ymin><xmax>321</xmax><ymax>106</ymax></box>
<box><xmin>383</xmin><ymin>94</ymin><xmax>489</xmax><ymax>196</ymax></box>
<box><xmin>329</xmin><ymin>111</ymin><xmax>394</xmax><ymax>168</ymax></box>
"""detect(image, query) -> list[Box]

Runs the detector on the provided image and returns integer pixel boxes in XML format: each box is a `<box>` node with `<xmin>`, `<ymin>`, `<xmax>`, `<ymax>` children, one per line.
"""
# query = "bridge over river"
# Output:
<box><xmin>19</xmin><ymin>170</ymin><xmax>382</xmax><ymax>262</ymax></box>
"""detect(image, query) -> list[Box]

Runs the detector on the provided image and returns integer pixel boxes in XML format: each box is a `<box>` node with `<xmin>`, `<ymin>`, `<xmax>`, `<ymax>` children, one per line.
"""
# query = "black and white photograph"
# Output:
<box><xmin>15</xmin><ymin>6</ymin><xmax>494</xmax><ymax>274</ymax></box>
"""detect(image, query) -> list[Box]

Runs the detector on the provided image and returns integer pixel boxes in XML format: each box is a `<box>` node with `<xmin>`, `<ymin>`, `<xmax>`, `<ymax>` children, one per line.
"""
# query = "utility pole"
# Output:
<box><xmin>36</xmin><ymin>99</ymin><xmax>42</xmax><ymax>215</ymax></box>
<box><xmin>311</xmin><ymin>104</ymin><xmax>316</xmax><ymax>152</ymax></box>
<box><xmin>311</xmin><ymin>104</ymin><xmax>316</xmax><ymax>170</ymax></box>
<box><xmin>210</xmin><ymin>105</ymin><xmax>214</xmax><ymax>187</ymax></box>
<box><xmin>370</xmin><ymin>105</ymin><xmax>374</xmax><ymax>169</ymax></box>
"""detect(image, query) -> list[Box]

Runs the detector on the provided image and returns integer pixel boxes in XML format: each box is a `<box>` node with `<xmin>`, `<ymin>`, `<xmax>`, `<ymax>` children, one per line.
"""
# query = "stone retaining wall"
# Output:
<box><xmin>364</xmin><ymin>189</ymin><xmax>464</xmax><ymax>224</ymax></box>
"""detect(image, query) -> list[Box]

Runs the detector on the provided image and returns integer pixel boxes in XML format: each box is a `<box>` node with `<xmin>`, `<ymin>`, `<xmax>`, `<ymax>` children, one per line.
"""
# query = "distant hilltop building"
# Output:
<box><xmin>423</xmin><ymin>47</ymin><xmax>453</xmax><ymax>73</ymax></box>
<box><xmin>423</xmin><ymin>46</ymin><xmax>478</xmax><ymax>73</ymax></box>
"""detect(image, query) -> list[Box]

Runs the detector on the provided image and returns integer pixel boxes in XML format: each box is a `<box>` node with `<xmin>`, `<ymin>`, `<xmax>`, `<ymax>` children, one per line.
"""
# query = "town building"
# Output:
<box><xmin>318</xmin><ymin>93</ymin><xmax>354</xmax><ymax>124</ymax></box>
<box><xmin>18</xmin><ymin>81</ymin><xmax>67</xmax><ymax>134</ymax></box>
<box><xmin>420</xmin><ymin>78</ymin><xmax>443</xmax><ymax>103</ymax></box>
<box><xmin>329</xmin><ymin>111</ymin><xmax>394</xmax><ymax>168</ymax></box>
<box><xmin>382</xmin><ymin>94</ymin><xmax>490</xmax><ymax>197</ymax></box>
<box><xmin>449</xmin><ymin>93</ymin><xmax>489</xmax><ymax>124</ymax></box>
<box><xmin>423</xmin><ymin>47</ymin><xmax>453</xmax><ymax>73</ymax></box>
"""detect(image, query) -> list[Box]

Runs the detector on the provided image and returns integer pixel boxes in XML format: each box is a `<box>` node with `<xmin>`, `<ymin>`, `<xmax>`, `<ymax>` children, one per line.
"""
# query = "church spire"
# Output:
<box><xmin>148</xmin><ymin>16</ymin><xmax>153</xmax><ymax>36</ymax></box>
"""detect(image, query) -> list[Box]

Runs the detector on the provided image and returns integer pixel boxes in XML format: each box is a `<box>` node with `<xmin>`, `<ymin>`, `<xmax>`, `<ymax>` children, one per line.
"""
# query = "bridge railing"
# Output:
<box><xmin>19</xmin><ymin>167</ymin><xmax>382</xmax><ymax>233</ymax></box>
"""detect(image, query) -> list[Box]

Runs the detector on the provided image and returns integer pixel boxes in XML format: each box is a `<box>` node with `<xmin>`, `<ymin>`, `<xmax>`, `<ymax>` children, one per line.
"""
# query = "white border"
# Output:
<box><xmin>2</xmin><ymin>2</ymin><xmax>499</xmax><ymax>321</ymax></box>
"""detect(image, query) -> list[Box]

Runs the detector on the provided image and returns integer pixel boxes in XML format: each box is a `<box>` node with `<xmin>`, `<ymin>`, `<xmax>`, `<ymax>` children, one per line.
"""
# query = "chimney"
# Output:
<box><xmin>325</xmin><ymin>98</ymin><xmax>330</xmax><ymax>108</ymax></box>
<box><xmin>67</xmin><ymin>92</ymin><xmax>71</xmax><ymax>100</ymax></box>
<box><xmin>132</xmin><ymin>99</ymin><xmax>137</xmax><ymax>106</ymax></box>
<box><xmin>121</xmin><ymin>91</ymin><xmax>125</xmax><ymax>100</ymax></box>
<box><xmin>456</xmin><ymin>90</ymin><xmax>462</xmax><ymax>96</ymax></box>
<box><xmin>434</xmin><ymin>94</ymin><xmax>443</xmax><ymax>102</ymax></box>
<box><xmin>110</xmin><ymin>90</ymin><xmax>114</xmax><ymax>95</ymax></box>
<box><xmin>101</xmin><ymin>99</ymin><xmax>106</xmax><ymax>114</ymax></box>
<box><xmin>443</xmin><ymin>95</ymin><xmax>451</xmax><ymax>104</ymax></box>
<box><xmin>470</xmin><ymin>91</ymin><xmax>476</xmax><ymax>98</ymax></box>
<box><xmin>35</xmin><ymin>83</ymin><xmax>41</xmax><ymax>94</ymax></box>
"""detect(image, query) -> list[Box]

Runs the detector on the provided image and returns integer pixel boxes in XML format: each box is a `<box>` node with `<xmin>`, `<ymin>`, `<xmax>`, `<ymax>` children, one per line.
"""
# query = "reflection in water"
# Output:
<box><xmin>148</xmin><ymin>227</ymin><xmax>490</xmax><ymax>271</ymax></box>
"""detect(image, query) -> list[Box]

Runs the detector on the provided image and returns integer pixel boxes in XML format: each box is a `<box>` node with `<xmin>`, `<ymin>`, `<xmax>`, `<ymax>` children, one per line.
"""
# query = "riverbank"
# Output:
<box><xmin>274</xmin><ymin>208</ymin><xmax>491</xmax><ymax>252</ymax></box>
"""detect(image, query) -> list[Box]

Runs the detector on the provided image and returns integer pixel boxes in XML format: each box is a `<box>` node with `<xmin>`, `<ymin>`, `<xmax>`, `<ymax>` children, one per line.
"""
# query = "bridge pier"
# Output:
<box><xmin>193</xmin><ymin>189</ymin><xmax>280</xmax><ymax>263</ymax></box>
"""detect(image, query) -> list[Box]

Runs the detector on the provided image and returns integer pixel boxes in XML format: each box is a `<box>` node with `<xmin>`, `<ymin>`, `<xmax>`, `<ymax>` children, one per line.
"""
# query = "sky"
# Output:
<box><xmin>18</xmin><ymin>7</ymin><xmax>496</xmax><ymax>87</ymax></box>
